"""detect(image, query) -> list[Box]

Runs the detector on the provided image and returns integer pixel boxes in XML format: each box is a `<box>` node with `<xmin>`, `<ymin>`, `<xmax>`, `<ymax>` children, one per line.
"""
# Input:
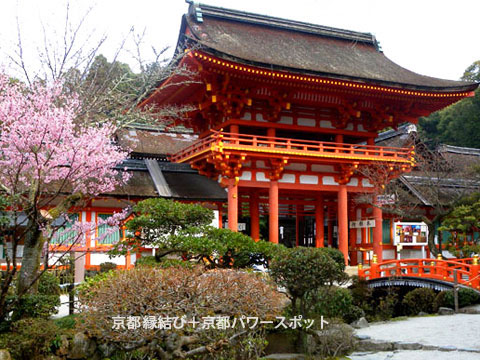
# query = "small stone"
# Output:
<box><xmin>417</xmin><ymin>311</ymin><xmax>428</xmax><ymax>316</ymax></box>
<box><xmin>98</xmin><ymin>343</ymin><xmax>117</xmax><ymax>357</ymax></box>
<box><xmin>355</xmin><ymin>334</ymin><xmax>371</xmax><ymax>340</ymax></box>
<box><xmin>56</xmin><ymin>335</ymin><xmax>70</xmax><ymax>356</ymax></box>
<box><xmin>68</xmin><ymin>332</ymin><xmax>98</xmax><ymax>359</ymax></box>
<box><xmin>438</xmin><ymin>307</ymin><xmax>455</xmax><ymax>315</ymax></box>
<box><xmin>438</xmin><ymin>345</ymin><xmax>457</xmax><ymax>351</ymax></box>
<box><xmin>356</xmin><ymin>339</ymin><xmax>395</xmax><ymax>352</ymax></box>
<box><xmin>459</xmin><ymin>306</ymin><xmax>480</xmax><ymax>314</ymax></box>
<box><xmin>351</xmin><ymin>316</ymin><xmax>369</xmax><ymax>329</ymax></box>
<box><xmin>0</xmin><ymin>350</ymin><xmax>12</xmax><ymax>360</ymax></box>
<box><xmin>394</xmin><ymin>342</ymin><xmax>423</xmax><ymax>350</ymax></box>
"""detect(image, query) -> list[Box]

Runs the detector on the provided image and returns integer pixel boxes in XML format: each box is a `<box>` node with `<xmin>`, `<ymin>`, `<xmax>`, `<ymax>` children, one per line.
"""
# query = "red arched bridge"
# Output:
<box><xmin>358</xmin><ymin>255</ymin><xmax>480</xmax><ymax>293</ymax></box>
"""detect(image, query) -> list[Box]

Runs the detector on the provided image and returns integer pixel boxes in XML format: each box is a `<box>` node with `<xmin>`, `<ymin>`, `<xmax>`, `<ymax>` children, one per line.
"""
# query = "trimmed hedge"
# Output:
<box><xmin>311</xmin><ymin>286</ymin><xmax>364</xmax><ymax>323</ymax></box>
<box><xmin>402</xmin><ymin>288</ymin><xmax>436</xmax><ymax>315</ymax></box>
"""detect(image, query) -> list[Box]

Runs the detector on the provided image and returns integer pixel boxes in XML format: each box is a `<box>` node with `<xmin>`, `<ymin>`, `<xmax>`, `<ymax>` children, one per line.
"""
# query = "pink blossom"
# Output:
<box><xmin>0</xmin><ymin>73</ymin><xmax>130</xmax><ymax>198</ymax></box>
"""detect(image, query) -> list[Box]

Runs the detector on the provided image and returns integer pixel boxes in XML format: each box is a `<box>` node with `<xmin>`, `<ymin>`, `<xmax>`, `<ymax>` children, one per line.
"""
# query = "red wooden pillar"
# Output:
<box><xmin>296</xmin><ymin>204</ymin><xmax>303</xmax><ymax>246</ymax></box>
<box><xmin>327</xmin><ymin>215</ymin><xmax>333</xmax><ymax>247</ymax></box>
<box><xmin>338</xmin><ymin>185</ymin><xmax>349</xmax><ymax>265</ymax></box>
<box><xmin>228</xmin><ymin>178</ymin><xmax>238</xmax><ymax>232</ymax></box>
<box><xmin>250</xmin><ymin>193</ymin><xmax>260</xmax><ymax>241</ymax></box>
<box><xmin>269</xmin><ymin>180</ymin><xmax>279</xmax><ymax>244</ymax></box>
<box><xmin>373</xmin><ymin>203</ymin><xmax>383</xmax><ymax>262</ymax></box>
<box><xmin>218</xmin><ymin>203</ymin><xmax>223</xmax><ymax>229</ymax></box>
<box><xmin>295</xmin><ymin>205</ymin><xmax>299</xmax><ymax>246</ymax></box>
<box><xmin>360</xmin><ymin>207</ymin><xmax>367</xmax><ymax>263</ymax></box>
<box><xmin>315</xmin><ymin>196</ymin><xmax>324</xmax><ymax>248</ymax></box>
<box><xmin>349</xmin><ymin>204</ymin><xmax>358</xmax><ymax>265</ymax></box>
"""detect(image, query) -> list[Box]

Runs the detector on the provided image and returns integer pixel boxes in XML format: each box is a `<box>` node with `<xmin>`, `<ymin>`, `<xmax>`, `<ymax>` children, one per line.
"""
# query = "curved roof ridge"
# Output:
<box><xmin>190</xmin><ymin>2</ymin><xmax>378</xmax><ymax>46</ymax></box>
<box><xmin>438</xmin><ymin>144</ymin><xmax>480</xmax><ymax>156</ymax></box>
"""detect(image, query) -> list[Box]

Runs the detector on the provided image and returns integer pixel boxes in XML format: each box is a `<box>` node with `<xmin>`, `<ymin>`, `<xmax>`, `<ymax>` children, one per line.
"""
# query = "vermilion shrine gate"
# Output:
<box><xmin>141</xmin><ymin>3</ymin><xmax>477</xmax><ymax>265</ymax></box>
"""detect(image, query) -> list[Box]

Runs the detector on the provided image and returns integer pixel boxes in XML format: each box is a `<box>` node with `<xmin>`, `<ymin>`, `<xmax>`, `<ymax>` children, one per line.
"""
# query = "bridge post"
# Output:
<box><xmin>471</xmin><ymin>255</ymin><xmax>479</xmax><ymax>290</ymax></box>
<box><xmin>371</xmin><ymin>254</ymin><xmax>379</xmax><ymax>278</ymax></box>
<box><xmin>357</xmin><ymin>263</ymin><xmax>364</xmax><ymax>279</ymax></box>
<box><xmin>437</xmin><ymin>253</ymin><xmax>447</xmax><ymax>280</ymax></box>
<box><xmin>453</xmin><ymin>269</ymin><xmax>459</xmax><ymax>313</ymax></box>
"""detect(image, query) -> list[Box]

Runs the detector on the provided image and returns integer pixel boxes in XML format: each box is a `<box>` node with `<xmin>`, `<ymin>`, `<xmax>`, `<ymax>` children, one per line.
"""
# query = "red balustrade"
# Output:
<box><xmin>170</xmin><ymin>131</ymin><xmax>413</xmax><ymax>164</ymax></box>
<box><xmin>358</xmin><ymin>256</ymin><xmax>480</xmax><ymax>290</ymax></box>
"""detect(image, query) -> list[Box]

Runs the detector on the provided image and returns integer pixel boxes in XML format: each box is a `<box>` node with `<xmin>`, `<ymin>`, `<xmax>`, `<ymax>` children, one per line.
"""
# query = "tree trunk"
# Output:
<box><xmin>17</xmin><ymin>219</ymin><xmax>44</xmax><ymax>295</ymax></box>
<box><xmin>17</xmin><ymin>193</ymin><xmax>83</xmax><ymax>296</ymax></box>
<box><xmin>426</xmin><ymin>221</ymin><xmax>439</xmax><ymax>258</ymax></box>
<box><xmin>423</xmin><ymin>215</ymin><xmax>442</xmax><ymax>258</ymax></box>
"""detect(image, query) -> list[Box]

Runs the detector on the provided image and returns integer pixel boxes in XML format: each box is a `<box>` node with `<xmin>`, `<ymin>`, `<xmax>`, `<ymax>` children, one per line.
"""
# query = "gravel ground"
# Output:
<box><xmin>350</xmin><ymin>313</ymin><xmax>480</xmax><ymax>360</ymax></box>
<box><xmin>350</xmin><ymin>350</ymin><xmax>480</xmax><ymax>360</ymax></box>
<box><xmin>355</xmin><ymin>314</ymin><xmax>480</xmax><ymax>350</ymax></box>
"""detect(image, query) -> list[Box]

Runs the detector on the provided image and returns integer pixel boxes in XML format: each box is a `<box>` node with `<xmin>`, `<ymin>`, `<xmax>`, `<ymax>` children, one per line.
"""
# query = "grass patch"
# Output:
<box><xmin>54</xmin><ymin>314</ymin><xmax>78</xmax><ymax>329</ymax></box>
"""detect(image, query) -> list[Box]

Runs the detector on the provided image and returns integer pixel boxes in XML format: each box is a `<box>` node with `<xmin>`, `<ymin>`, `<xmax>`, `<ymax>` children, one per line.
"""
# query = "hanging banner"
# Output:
<box><xmin>349</xmin><ymin>219</ymin><xmax>375</xmax><ymax>229</ymax></box>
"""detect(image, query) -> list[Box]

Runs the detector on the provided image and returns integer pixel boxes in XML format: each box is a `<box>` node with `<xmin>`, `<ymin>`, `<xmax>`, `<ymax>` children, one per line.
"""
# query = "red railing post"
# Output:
<box><xmin>418</xmin><ymin>259</ymin><xmax>423</xmax><ymax>277</ymax></box>
<box><xmin>371</xmin><ymin>254</ymin><xmax>379</xmax><ymax>278</ymax></box>
<box><xmin>358</xmin><ymin>263</ymin><xmax>364</xmax><ymax>279</ymax></box>
<box><xmin>431</xmin><ymin>259</ymin><xmax>436</xmax><ymax>277</ymax></box>
<box><xmin>470</xmin><ymin>255</ymin><xmax>479</xmax><ymax>290</ymax></box>
<box><xmin>436</xmin><ymin>253</ymin><xmax>444</xmax><ymax>279</ymax></box>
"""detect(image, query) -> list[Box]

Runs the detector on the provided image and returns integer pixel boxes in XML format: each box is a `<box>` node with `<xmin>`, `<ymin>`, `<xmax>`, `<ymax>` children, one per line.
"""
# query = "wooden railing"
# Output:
<box><xmin>358</xmin><ymin>256</ymin><xmax>480</xmax><ymax>290</ymax></box>
<box><xmin>170</xmin><ymin>131</ymin><xmax>413</xmax><ymax>164</ymax></box>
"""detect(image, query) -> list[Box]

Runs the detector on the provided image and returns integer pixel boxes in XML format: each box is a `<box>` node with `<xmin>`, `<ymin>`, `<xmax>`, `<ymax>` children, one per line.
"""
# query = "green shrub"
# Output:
<box><xmin>54</xmin><ymin>314</ymin><xmax>77</xmax><ymax>330</ymax></box>
<box><xmin>433</xmin><ymin>291</ymin><xmax>448</xmax><ymax>312</ymax></box>
<box><xmin>99</xmin><ymin>261</ymin><xmax>118</xmax><ymax>273</ymax></box>
<box><xmin>37</xmin><ymin>271</ymin><xmax>61</xmax><ymax>296</ymax></box>
<box><xmin>349</xmin><ymin>276</ymin><xmax>375</xmax><ymax>319</ymax></box>
<box><xmin>8</xmin><ymin>293</ymin><xmax>60</xmax><ymax>321</ymax></box>
<box><xmin>377</xmin><ymin>292</ymin><xmax>399</xmax><ymax>320</ymax></box>
<box><xmin>75</xmin><ymin>269</ymin><xmax>116</xmax><ymax>302</ymax></box>
<box><xmin>0</xmin><ymin>318</ymin><xmax>59</xmax><ymax>359</ymax></box>
<box><xmin>7</xmin><ymin>271</ymin><xmax>61</xmax><ymax>321</ymax></box>
<box><xmin>135</xmin><ymin>255</ymin><xmax>194</xmax><ymax>269</ymax></box>
<box><xmin>135</xmin><ymin>255</ymin><xmax>158</xmax><ymax>267</ymax></box>
<box><xmin>317</xmin><ymin>247</ymin><xmax>346</xmax><ymax>271</ymax></box>
<box><xmin>311</xmin><ymin>286</ymin><xmax>364</xmax><ymax>323</ymax></box>
<box><xmin>270</xmin><ymin>247</ymin><xmax>347</xmax><ymax>317</ymax></box>
<box><xmin>402</xmin><ymin>288</ymin><xmax>436</xmax><ymax>315</ymax></box>
<box><xmin>440</xmin><ymin>288</ymin><xmax>480</xmax><ymax>309</ymax></box>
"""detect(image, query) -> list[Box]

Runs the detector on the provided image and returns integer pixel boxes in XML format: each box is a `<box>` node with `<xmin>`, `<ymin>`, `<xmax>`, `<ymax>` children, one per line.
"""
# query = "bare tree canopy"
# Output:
<box><xmin>2</xmin><ymin>1</ymin><xmax>198</xmax><ymax>129</ymax></box>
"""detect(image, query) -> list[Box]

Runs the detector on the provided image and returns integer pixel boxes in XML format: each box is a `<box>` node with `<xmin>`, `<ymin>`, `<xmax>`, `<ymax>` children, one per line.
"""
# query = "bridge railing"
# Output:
<box><xmin>358</xmin><ymin>256</ymin><xmax>480</xmax><ymax>291</ymax></box>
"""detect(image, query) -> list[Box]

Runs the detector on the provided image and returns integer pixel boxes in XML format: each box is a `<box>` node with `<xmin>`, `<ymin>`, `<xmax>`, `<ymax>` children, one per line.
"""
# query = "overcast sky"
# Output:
<box><xmin>1</xmin><ymin>0</ymin><xmax>479</xmax><ymax>81</ymax></box>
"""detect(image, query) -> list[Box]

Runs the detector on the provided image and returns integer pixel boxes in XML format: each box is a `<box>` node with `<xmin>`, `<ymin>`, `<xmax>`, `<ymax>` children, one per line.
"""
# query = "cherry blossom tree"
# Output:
<box><xmin>0</xmin><ymin>73</ymin><xmax>129</xmax><ymax>321</ymax></box>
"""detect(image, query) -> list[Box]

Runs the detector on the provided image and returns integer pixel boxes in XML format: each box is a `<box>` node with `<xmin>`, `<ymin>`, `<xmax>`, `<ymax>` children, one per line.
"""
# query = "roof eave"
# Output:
<box><xmin>190</xmin><ymin>42</ymin><xmax>478</xmax><ymax>93</ymax></box>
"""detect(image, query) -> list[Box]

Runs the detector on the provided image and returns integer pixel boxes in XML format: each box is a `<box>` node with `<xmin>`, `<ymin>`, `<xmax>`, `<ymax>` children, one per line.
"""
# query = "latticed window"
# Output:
<box><xmin>97</xmin><ymin>214</ymin><xmax>122</xmax><ymax>245</ymax></box>
<box><xmin>51</xmin><ymin>214</ymin><xmax>79</xmax><ymax>245</ymax></box>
